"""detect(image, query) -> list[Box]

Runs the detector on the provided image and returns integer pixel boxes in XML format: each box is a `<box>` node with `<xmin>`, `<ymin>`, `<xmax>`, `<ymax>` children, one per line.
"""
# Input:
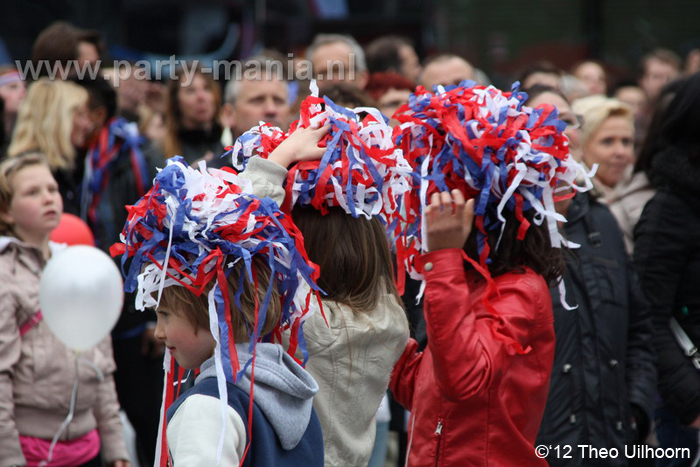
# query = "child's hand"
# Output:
<box><xmin>269</xmin><ymin>124</ymin><xmax>330</xmax><ymax>168</ymax></box>
<box><xmin>426</xmin><ymin>190</ymin><xmax>475</xmax><ymax>252</ymax></box>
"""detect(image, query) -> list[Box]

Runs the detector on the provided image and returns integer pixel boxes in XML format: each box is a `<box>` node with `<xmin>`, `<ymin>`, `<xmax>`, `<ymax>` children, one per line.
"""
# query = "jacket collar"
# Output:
<box><xmin>563</xmin><ymin>191</ymin><xmax>591</xmax><ymax>225</ymax></box>
<box><xmin>177</xmin><ymin>122</ymin><xmax>223</xmax><ymax>146</ymax></box>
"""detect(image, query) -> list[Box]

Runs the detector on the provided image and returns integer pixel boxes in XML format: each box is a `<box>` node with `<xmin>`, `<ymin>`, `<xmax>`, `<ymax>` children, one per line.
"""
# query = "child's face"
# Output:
<box><xmin>154</xmin><ymin>305</ymin><xmax>216</xmax><ymax>369</ymax></box>
<box><xmin>2</xmin><ymin>164</ymin><xmax>62</xmax><ymax>241</ymax></box>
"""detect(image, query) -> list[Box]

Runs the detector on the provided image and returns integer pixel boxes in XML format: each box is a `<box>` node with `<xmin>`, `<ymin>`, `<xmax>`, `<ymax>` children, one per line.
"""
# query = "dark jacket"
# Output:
<box><xmin>537</xmin><ymin>192</ymin><xmax>656</xmax><ymax>466</ymax></box>
<box><xmin>177</xmin><ymin>123</ymin><xmax>225</xmax><ymax>166</ymax></box>
<box><xmin>634</xmin><ymin>146</ymin><xmax>700</xmax><ymax>425</ymax></box>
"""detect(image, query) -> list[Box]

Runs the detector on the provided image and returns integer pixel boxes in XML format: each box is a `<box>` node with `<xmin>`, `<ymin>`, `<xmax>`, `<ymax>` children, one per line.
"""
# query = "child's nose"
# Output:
<box><xmin>154</xmin><ymin>322</ymin><xmax>166</xmax><ymax>341</ymax></box>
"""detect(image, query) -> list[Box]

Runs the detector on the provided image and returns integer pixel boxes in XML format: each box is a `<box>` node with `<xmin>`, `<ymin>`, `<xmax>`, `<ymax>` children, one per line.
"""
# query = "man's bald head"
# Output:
<box><xmin>420</xmin><ymin>54</ymin><xmax>474</xmax><ymax>89</ymax></box>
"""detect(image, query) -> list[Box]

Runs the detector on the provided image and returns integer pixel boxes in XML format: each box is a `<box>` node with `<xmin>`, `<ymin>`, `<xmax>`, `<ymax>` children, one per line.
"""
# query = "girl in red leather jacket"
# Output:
<box><xmin>390</xmin><ymin>82</ymin><xmax>585</xmax><ymax>467</ymax></box>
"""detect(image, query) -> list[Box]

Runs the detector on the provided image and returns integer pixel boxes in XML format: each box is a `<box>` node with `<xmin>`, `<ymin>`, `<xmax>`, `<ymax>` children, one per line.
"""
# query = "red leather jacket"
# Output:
<box><xmin>390</xmin><ymin>249</ymin><xmax>555</xmax><ymax>467</ymax></box>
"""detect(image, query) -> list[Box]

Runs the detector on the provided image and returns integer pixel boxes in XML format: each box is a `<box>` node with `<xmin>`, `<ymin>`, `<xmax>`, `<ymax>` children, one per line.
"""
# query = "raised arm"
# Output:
<box><xmin>419</xmin><ymin>190</ymin><xmax>548</xmax><ymax>401</ymax></box>
<box><xmin>240</xmin><ymin>125</ymin><xmax>329</xmax><ymax>206</ymax></box>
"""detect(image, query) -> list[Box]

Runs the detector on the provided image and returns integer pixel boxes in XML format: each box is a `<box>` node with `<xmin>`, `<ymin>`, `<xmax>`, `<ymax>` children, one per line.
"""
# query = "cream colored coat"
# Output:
<box><xmin>0</xmin><ymin>238</ymin><xmax>128</xmax><ymax>467</ymax></box>
<box><xmin>588</xmin><ymin>168</ymin><xmax>656</xmax><ymax>254</ymax></box>
<box><xmin>240</xmin><ymin>157</ymin><xmax>410</xmax><ymax>466</ymax></box>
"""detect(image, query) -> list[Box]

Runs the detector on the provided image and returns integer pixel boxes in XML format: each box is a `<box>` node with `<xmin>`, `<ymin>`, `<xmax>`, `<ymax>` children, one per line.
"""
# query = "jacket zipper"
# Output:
<box><xmin>434</xmin><ymin>419</ymin><xmax>444</xmax><ymax>466</ymax></box>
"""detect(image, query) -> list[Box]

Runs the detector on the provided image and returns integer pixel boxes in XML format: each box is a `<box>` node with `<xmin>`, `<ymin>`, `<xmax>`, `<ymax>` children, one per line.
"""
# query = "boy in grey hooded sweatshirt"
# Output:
<box><xmin>111</xmin><ymin>157</ymin><xmax>324</xmax><ymax>466</ymax></box>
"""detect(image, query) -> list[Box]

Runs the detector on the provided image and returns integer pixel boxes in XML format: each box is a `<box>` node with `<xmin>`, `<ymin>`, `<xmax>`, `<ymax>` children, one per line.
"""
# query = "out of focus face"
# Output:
<box><xmin>312</xmin><ymin>42</ymin><xmax>367</xmax><ymax>88</ymax></box>
<box><xmin>528</xmin><ymin>91</ymin><xmax>582</xmax><ymax>161</ymax></box>
<box><xmin>421</xmin><ymin>57</ymin><xmax>474</xmax><ymax>89</ymax></box>
<box><xmin>231</xmin><ymin>77</ymin><xmax>290</xmax><ymax>136</ymax></box>
<box><xmin>378</xmin><ymin>87</ymin><xmax>412</xmax><ymax>125</ymax></box>
<box><xmin>615</xmin><ymin>86</ymin><xmax>647</xmax><ymax>120</ymax></box>
<box><xmin>399</xmin><ymin>44</ymin><xmax>421</xmax><ymax>84</ymax></box>
<box><xmin>77</xmin><ymin>41</ymin><xmax>100</xmax><ymax>68</ymax></box>
<box><xmin>178</xmin><ymin>73</ymin><xmax>217</xmax><ymax>129</ymax></box>
<box><xmin>575</xmin><ymin>62</ymin><xmax>607</xmax><ymax>96</ymax></box>
<box><xmin>71</xmin><ymin>102</ymin><xmax>92</xmax><ymax>149</ymax></box>
<box><xmin>640</xmin><ymin>58</ymin><xmax>680</xmax><ymax>101</ymax></box>
<box><xmin>583</xmin><ymin>116</ymin><xmax>634</xmax><ymax>188</ymax></box>
<box><xmin>522</xmin><ymin>72</ymin><xmax>561</xmax><ymax>91</ymax></box>
<box><xmin>0</xmin><ymin>79</ymin><xmax>27</xmax><ymax>115</ymax></box>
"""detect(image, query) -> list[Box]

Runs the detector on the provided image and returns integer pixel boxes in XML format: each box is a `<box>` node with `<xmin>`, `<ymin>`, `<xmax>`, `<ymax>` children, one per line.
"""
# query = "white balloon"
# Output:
<box><xmin>39</xmin><ymin>245</ymin><xmax>123</xmax><ymax>351</ymax></box>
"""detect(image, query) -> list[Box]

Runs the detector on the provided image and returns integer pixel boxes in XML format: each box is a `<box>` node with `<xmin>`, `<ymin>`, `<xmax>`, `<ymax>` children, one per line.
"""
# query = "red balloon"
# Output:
<box><xmin>50</xmin><ymin>213</ymin><xmax>95</xmax><ymax>246</ymax></box>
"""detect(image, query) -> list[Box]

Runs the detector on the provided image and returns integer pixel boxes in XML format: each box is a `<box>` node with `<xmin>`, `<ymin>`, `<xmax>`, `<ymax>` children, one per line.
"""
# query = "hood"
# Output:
<box><xmin>198</xmin><ymin>343</ymin><xmax>318</xmax><ymax>450</ymax></box>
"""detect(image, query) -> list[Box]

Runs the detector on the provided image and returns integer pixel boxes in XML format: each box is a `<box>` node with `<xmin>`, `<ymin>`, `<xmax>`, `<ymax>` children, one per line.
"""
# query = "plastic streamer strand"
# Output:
<box><xmin>393</xmin><ymin>80</ymin><xmax>593</xmax><ymax>351</ymax></box>
<box><xmin>226</xmin><ymin>81</ymin><xmax>412</xmax><ymax>236</ymax></box>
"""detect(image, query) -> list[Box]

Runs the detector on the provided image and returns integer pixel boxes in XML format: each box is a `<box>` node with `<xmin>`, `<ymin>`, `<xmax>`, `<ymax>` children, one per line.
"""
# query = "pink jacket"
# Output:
<box><xmin>0</xmin><ymin>238</ymin><xmax>128</xmax><ymax>467</ymax></box>
<box><xmin>390</xmin><ymin>248</ymin><xmax>555</xmax><ymax>467</ymax></box>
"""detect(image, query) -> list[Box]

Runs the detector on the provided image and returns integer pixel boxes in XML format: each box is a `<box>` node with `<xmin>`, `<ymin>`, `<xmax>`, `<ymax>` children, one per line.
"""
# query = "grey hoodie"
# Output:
<box><xmin>197</xmin><ymin>343</ymin><xmax>319</xmax><ymax>450</ymax></box>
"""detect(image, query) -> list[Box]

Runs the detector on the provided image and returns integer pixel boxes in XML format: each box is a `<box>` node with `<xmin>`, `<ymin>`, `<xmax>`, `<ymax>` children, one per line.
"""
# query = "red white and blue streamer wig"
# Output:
<box><xmin>110</xmin><ymin>156</ymin><xmax>320</xmax><ymax>464</ymax></box>
<box><xmin>227</xmin><ymin>81</ymin><xmax>412</xmax><ymax>229</ymax></box>
<box><xmin>393</xmin><ymin>81</ymin><xmax>593</xmax><ymax>348</ymax></box>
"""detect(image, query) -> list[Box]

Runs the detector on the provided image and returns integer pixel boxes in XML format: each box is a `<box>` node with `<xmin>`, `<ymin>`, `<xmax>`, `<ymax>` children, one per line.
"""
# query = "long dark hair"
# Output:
<box><xmin>291</xmin><ymin>205</ymin><xmax>403</xmax><ymax>313</ymax></box>
<box><xmin>649</xmin><ymin>72</ymin><xmax>700</xmax><ymax>167</ymax></box>
<box><xmin>465</xmin><ymin>206</ymin><xmax>565</xmax><ymax>284</ymax></box>
<box><xmin>163</xmin><ymin>63</ymin><xmax>222</xmax><ymax>157</ymax></box>
<box><xmin>635</xmin><ymin>77</ymin><xmax>689</xmax><ymax>175</ymax></box>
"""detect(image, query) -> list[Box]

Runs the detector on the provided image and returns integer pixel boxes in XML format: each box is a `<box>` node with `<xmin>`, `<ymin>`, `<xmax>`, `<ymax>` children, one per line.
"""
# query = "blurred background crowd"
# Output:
<box><xmin>1</xmin><ymin>1</ymin><xmax>700</xmax><ymax>467</ymax></box>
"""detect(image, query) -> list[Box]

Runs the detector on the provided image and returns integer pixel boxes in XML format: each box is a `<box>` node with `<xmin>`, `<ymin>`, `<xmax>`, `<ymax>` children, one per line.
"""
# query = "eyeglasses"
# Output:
<box><xmin>559</xmin><ymin>113</ymin><xmax>584</xmax><ymax>130</ymax></box>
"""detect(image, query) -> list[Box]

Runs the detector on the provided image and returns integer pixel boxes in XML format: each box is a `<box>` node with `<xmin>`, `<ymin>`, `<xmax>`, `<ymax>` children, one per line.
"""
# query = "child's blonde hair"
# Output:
<box><xmin>0</xmin><ymin>152</ymin><xmax>51</xmax><ymax>236</ymax></box>
<box><xmin>8</xmin><ymin>79</ymin><xmax>88</xmax><ymax>170</ymax></box>
<box><xmin>159</xmin><ymin>256</ymin><xmax>282</xmax><ymax>342</ymax></box>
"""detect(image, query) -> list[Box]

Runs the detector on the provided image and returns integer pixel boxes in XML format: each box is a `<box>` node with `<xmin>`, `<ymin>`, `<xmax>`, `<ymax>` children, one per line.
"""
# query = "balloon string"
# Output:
<box><xmin>39</xmin><ymin>353</ymin><xmax>81</xmax><ymax>467</ymax></box>
<box><xmin>78</xmin><ymin>355</ymin><xmax>104</xmax><ymax>382</ymax></box>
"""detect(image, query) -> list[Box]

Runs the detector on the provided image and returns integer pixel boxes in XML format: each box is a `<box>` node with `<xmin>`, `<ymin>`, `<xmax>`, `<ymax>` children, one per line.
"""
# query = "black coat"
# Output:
<box><xmin>634</xmin><ymin>146</ymin><xmax>700</xmax><ymax>426</ymax></box>
<box><xmin>537</xmin><ymin>192</ymin><xmax>656</xmax><ymax>466</ymax></box>
<box><xmin>177</xmin><ymin>123</ymin><xmax>225</xmax><ymax>166</ymax></box>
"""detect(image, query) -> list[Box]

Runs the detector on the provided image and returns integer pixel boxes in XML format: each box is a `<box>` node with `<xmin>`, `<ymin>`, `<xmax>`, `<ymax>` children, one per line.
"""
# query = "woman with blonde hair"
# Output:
<box><xmin>8</xmin><ymin>78</ymin><xmax>92</xmax><ymax>214</ymax></box>
<box><xmin>573</xmin><ymin>95</ymin><xmax>635</xmax><ymax>198</ymax></box>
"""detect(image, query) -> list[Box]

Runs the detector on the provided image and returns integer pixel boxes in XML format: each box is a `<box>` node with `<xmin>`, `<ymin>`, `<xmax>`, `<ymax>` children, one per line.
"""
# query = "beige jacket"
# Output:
<box><xmin>606</xmin><ymin>172</ymin><xmax>656</xmax><ymax>254</ymax></box>
<box><xmin>240</xmin><ymin>156</ymin><xmax>410</xmax><ymax>466</ymax></box>
<box><xmin>587</xmin><ymin>167</ymin><xmax>656</xmax><ymax>254</ymax></box>
<box><xmin>305</xmin><ymin>297</ymin><xmax>408</xmax><ymax>467</ymax></box>
<box><xmin>0</xmin><ymin>238</ymin><xmax>128</xmax><ymax>467</ymax></box>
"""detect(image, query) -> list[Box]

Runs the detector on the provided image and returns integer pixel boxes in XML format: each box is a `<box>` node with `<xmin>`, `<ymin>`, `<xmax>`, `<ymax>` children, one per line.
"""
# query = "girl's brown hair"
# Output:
<box><xmin>291</xmin><ymin>205</ymin><xmax>402</xmax><ymax>313</ymax></box>
<box><xmin>0</xmin><ymin>152</ymin><xmax>51</xmax><ymax>237</ymax></box>
<box><xmin>159</xmin><ymin>256</ymin><xmax>281</xmax><ymax>342</ymax></box>
<box><xmin>162</xmin><ymin>64</ymin><xmax>222</xmax><ymax>158</ymax></box>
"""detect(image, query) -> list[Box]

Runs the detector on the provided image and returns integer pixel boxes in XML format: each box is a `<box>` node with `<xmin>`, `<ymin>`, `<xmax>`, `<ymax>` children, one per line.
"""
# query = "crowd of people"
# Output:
<box><xmin>1</xmin><ymin>19</ymin><xmax>700</xmax><ymax>467</ymax></box>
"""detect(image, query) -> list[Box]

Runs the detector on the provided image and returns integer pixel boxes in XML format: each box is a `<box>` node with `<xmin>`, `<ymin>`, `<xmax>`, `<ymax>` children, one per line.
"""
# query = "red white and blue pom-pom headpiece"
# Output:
<box><xmin>227</xmin><ymin>81</ymin><xmax>412</xmax><ymax>230</ymax></box>
<box><xmin>393</xmin><ymin>80</ymin><xmax>593</xmax><ymax>283</ymax></box>
<box><xmin>110</xmin><ymin>156</ymin><xmax>321</xmax><ymax>464</ymax></box>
